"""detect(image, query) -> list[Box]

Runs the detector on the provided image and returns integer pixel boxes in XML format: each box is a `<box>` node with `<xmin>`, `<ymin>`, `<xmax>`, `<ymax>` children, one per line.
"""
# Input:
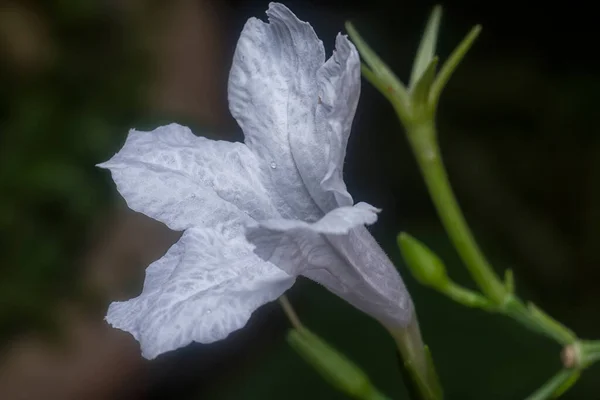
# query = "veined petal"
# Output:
<box><xmin>228</xmin><ymin>3</ymin><xmax>324</xmax><ymax>221</ymax></box>
<box><xmin>252</xmin><ymin>202</ymin><xmax>379</xmax><ymax>235</ymax></box>
<box><xmin>246</xmin><ymin>203</ymin><xmax>413</xmax><ymax>328</ymax></box>
<box><xmin>98</xmin><ymin>123</ymin><xmax>278</xmax><ymax>233</ymax></box>
<box><xmin>291</xmin><ymin>33</ymin><xmax>361</xmax><ymax>211</ymax></box>
<box><xmin>106</xmin><ymin>227</ymin><xmax>295</xmax><ymax>360</ymax></box>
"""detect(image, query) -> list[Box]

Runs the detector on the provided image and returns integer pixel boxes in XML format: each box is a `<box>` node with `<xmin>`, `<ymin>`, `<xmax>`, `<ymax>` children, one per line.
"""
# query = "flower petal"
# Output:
<box><xmin>290</xmin><ymin>33</ymin><xmax>361</xmax><ymax>211</ymax></box>
<box><xmin>98</xmin><ymin>123</ymin><xmax>277</xmax><ymax>232</ymax></box>
<box><xmin>250</xmin><ymin>202</ymin><xmax>379</xmax><ymax>235</ymax></box>
<box><xmin>228</xmin><ymin>3</ymin><xmax>324</xmax><ymax>221</ymax></box>
<box><xmin>246</xmin><ymin>203</ymin><xmax>413</xmax><ymax>328</ymax></box>
<box><xmin>106</xmin><ymin>227</ymin><xmax>295</xmax><ymax>359</ymax></box>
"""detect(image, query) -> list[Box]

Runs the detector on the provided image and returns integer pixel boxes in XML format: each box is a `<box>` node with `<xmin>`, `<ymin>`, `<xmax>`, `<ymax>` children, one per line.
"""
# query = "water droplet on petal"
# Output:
<box><xmin>270</xmin><ymin>162</ymin><xmax>277</xmax><ymax>169</ymax></box>
<box><xmin>206</xmin><ymin>309</ymin><xmax>212</xmax><ymax>314</ymax></box>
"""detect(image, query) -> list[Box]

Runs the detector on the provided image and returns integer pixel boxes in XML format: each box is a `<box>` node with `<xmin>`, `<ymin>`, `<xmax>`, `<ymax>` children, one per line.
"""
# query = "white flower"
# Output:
<box><xmin>98</xmin><ymin>2</ymin><xmax>413</xmax><ymax>360</ymax></box>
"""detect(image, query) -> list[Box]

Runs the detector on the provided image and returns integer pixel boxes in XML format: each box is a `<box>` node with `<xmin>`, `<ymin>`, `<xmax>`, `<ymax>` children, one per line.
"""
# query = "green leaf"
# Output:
<box><xmin>429</xmin><ymin>24</ymin><xmax>481</xmax><ymax>108</ymax></box>
<box><xmin>410</xmin><ymin>57</ymin><xmax>439</xmax><ymax>114</ymax></box>
<box><xmin>345</xmin><ymin>22</ymin><xmax>411</xmax><ymax>122</ymax></box>
<box><xmin>409</xmin><ymin>5</ymin><xmax>442</xmax><ymax>88</ymax></box>
<box><xmin>504</xmin><ymin>269</ymin><xmax>515</xmax><ymax>294</ymax></box>
<box><xmin>287</xmin><ymin>328</ymin><xmax>391</xmax><ymax>400</ymax></box>
<box><xmin>525</xmin><ymin>369</ymin><xmax>579</xmax><ymax>400</ymax></box>
<box><xmin>553</xmin><ymin>370</ymin><xmax>580</xmax><ymax>398</ymax></box>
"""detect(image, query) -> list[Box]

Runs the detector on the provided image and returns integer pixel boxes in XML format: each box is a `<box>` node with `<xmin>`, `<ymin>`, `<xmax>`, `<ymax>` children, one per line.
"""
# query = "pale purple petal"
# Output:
<box><xmin>100</xmin><ymin>2</ymin><xmax>415</xmax><ymax>361</ymax></box>
<box><xmin>228</xmin><ymin>3</ymin><xmax>324</xmax><ymax>221</ymax></box>
<box><xmin>106</xmin><ymin>227</ymin><xmax>295</xmax><ymax>359</ymax></box>
<box><xmin>246</xmin><ymin>204</ymin><xmax>413</xmax><ymax>328</ymax></box>
<box><xmin>250</xmin><ymin>202</ymin><xmax>379</xmax><ymax>235</ymax></box>
<box><xmin>290</xmin><ymin>33</ymin><xmax>361</xmax><ymax>211</ymax></box>
<box><xmin>98</xmin><ymin>123</ymin><xmax>278</xmax><ymax>233</ymax></box>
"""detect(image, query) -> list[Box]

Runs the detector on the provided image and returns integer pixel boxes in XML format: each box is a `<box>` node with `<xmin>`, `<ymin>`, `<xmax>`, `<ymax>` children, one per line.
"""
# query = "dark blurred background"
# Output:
<box><xmin>1</xmin><ymin>0</ymin><xmax>599</xmax><ymax>399</ymax></box>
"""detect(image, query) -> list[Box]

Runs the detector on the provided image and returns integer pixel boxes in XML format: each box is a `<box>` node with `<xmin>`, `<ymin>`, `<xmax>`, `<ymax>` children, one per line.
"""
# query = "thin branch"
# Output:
<box><xmin>279</xmin><ymin>295</ymin><xmax>303</xmax><ymax>330</ymax></box>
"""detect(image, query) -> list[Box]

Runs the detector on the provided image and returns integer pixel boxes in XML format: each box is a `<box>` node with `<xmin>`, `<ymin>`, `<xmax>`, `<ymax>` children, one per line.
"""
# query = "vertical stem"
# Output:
<box><xmin>405</xmin><ymin>120</ymin><xmax>506</xmax><ymax>304</ymax></box>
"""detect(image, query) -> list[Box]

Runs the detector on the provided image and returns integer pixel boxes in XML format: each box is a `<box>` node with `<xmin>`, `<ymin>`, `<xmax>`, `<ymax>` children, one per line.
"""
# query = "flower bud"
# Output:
<box><xmin>397</xmin><ymin>232</ymin><xmax>449</xmax><ymax>290</ymax></box>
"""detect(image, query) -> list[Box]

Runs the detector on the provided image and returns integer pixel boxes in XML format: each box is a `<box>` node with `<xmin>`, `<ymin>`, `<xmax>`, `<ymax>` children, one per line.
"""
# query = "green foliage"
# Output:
<box><xmin>287</xmin><ymin>327</ymin><xmax>391</xmax><ymax>400</ymax></box>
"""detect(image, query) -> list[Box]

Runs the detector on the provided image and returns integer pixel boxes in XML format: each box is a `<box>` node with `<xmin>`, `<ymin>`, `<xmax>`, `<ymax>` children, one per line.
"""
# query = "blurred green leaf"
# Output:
<box><xmin>288</xmin><ymin>328</ymin><xmax>391</xmax><ymax>400</ymax></box>
<box><xmin>409</xmin><ymin>5</ymin><xmax>442</xmax><ymax>88</ymax></box>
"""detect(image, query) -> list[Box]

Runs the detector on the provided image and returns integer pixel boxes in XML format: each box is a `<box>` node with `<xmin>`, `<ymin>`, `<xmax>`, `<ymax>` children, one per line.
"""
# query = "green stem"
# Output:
<box><xmin>578</xmin><ymin>340</ymin><xmax>600</xmax><ymax>367</ymax></box>
<box><xmin>525</xmin><ymin>369</ymin><xmax>578</xmax><ymax>400</ymax></box>
<box><xmin>443</xmin><ymin>282</ymin><xmax>493</xmax><ymax>310</ymax></box>
<box><xmin>401</xmin><ymin>119</ymin><xmax>578</xmax><ymax>344</ymax></box>
<box><xmin>404</xmin><ymin>120</ymin><xmax>506</xmax><ymax>304</ymax></box>
<box><xmin>388</xmin><ymin>317</ymin><xmax>443</xmax><ymax>400</ymax></box>
<box><xmin>500</xmin><ymin>297</ymin><xmax>573</xmax><ymax>343</ymax></box>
